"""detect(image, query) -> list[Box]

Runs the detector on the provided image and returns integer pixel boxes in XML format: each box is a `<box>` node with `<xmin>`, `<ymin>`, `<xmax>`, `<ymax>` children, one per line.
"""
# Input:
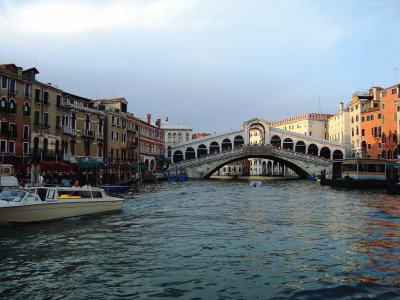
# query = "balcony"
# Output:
<box><xmin>60</xmin><ymin>126</ymin><xmax>75</xmax><ymax>135</ymax></box>
<box><xmin>96</xmin><ymin>133</ymin><xmax>104</xmax><ymax>140</ymax></box>
<box><xmin>81</xmin><ymin>129</ymin><xmax>95</xmax><ymax>138</ymax></box>
<box><xmin>128</xmin><ymin>141</ymin><xmax>138</xmax><ymax>148</ymax></box>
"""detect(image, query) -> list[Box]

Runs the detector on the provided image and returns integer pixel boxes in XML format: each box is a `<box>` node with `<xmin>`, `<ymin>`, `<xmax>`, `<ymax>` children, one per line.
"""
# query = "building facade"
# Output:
<box><xmin>328</xmin><ymin>102</ymin><xmax>351</xmax><ymax>149</ymax></box>
<box><xmin>160</xmin><ymin>117</ymin><xmax>192</xmax><ymax>160</ymax></box>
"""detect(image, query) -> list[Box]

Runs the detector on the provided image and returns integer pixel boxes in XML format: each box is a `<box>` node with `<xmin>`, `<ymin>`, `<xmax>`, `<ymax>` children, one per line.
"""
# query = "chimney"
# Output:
<box><xmin>156</xmin><ymin>119</ymin><xmax>161</xmax><ymax>128</ymax></box>
<box><xmin>146</xmin><ymin>113</ymin><xmax>151</xmax><ymax>124</ymax></box>
<box><xmin>339</xmin><ymin>102</ymin><xmax>344</xmax><ymax>112</ymax></box>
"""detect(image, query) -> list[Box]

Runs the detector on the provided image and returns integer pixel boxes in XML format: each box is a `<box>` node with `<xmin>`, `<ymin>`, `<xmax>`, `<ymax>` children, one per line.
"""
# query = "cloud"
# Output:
<box><xmin>0</xmin><ymin>0</ymin><xmax>197</xmax><ymax>33</ymax></box>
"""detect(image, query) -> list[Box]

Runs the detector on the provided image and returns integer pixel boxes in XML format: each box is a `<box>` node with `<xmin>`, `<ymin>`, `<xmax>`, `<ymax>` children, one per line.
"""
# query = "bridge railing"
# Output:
<box><xmin>270</xmin><ymin>127</ymin><xmax>342</xmax><ymax>147</ymax></box>
<box><xmin>171</xmin><ymin>144</ymin><xmax>329</xmax><ymax>168</ymax></box>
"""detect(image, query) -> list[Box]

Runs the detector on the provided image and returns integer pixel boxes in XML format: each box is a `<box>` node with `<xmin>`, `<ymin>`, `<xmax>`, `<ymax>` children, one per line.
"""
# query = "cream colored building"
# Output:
<box><xmin>328</xmin><ymin>102</ymin><xmax>351</xmax><ymax>149</ymax></box>
<box><xmin>160</xmin><ymin>117</ymin><xmax>192</xmax><ymax>160</ymax></box>
<box><xmin>270</xmin><ymin>113</ymin><xmax>332</xmax><ymax>139</ymax></box>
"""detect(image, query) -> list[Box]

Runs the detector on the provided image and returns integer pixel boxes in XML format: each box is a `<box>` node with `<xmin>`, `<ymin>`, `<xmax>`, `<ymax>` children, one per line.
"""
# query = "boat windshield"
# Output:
<box><xmin>0</xmin><ymin>190</ymin><xmax>27</xmax><ymax>202</ymax></box>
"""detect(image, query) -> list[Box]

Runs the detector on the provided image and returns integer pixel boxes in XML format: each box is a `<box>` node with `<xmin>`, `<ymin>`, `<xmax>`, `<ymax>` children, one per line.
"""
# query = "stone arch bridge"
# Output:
<box><xmin>169</xmin><ymin>118</ymin><xmax>345</xmax><ymax>179</ymax></box>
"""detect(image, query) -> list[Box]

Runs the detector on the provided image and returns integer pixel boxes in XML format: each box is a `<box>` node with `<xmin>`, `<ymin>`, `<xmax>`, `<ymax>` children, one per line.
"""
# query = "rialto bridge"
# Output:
<box><xmin>169</xmin><ymin>118</ymin><xmax>346</xmax><ymax>179</ymax></box>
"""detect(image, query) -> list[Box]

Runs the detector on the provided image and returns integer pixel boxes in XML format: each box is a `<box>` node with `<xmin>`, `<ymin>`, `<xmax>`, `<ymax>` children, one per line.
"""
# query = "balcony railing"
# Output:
<box><xmin>60</xmin><ymin>126</ymin><xmax>75</xmax><ymax>135</ymax></box>
<box><xmin>81</xmin><ymin>129</ymin><xmax>95</xmax><ymax>138</ymax></box>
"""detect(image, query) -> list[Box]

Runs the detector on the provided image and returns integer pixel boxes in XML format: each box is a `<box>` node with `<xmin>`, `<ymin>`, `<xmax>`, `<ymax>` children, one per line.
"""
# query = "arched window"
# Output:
<box><xmin>173</xmin><ymin>133</ymin><xmax>177</xmax><ymax>143</ymax></box>
<box><xmin>356</xmin><ymin>126</ymin><xmax>359</xmax><ymax>135</ymax></box>
<box><xmin>9</xmin><ymin>99</ymin><xmax>16</xmax><ymax>114</ymax></box>
<box><xmin>0</xmin><ymin>97</ymin><xmax>7</xmax><ymax>112</ymax></box>
<box><xmin>23</xmin><ymin>102</ymin><xmax>30</xmax><ymax>116</ymax></box>
<box><xmin>168</xmin><ymin>133</ymin><xmax>172</xmax><ymax>143</ymax></box>
<box><xmin>382</xmin><ymin>132</ymin><xmax>386</xmax><ymax>143</ymax></box>
<box><xmin>185</xmin><ymin>133</ymin><xmax>190</xmax><ymax>141</ymax></box>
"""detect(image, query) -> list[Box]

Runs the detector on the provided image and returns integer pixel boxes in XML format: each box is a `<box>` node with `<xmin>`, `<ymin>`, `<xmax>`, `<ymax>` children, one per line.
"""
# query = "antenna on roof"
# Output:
<box><xmin>318</xmin><ymin>95</ymin><xmax>321</xmax><ymax>113</ymax></box>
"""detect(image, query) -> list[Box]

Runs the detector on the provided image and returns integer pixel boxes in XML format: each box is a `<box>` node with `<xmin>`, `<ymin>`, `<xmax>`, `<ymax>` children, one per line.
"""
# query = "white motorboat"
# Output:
<box><xmin>0</xmin><ymin>186</ymin><xmax>124</xmax><ymax>223</ymax></box>
<box><xmin>249</xmin><ymin>181</ymin><xmax>262</xmax><ymax>187</ymax></box>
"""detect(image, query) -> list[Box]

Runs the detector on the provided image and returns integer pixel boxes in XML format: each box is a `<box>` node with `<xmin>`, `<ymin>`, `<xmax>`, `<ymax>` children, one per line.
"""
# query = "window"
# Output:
<box><xmin>43</xmin><ymin>91</ymin><xmax>49</xmax><ymax>104</ymax></box>
<box><xmin>44</xmin><ymin>113</ymin><xmax>49</xmax><ymax>127</ymax></box>
<box><xmin>23</xmin><ymin>125</ymin><xmax>29</xmax><ymax>140</ymax></box>
<box><xmin>382</xmin><ymin>91</ymin><xmax>387</xmax><ymax>97</ymax></box>
<box><xmin>392</xmin><ymin>88</ymin><xmax>397</xmax><ymax>94</ymax></box>
<box><xmin>35</xmin><ymin>89</ymin><xmax>40</xmax><ymax>102</ymax></box>
<box><xmin>34</xmin><ymin>111</ymin><xmax>40</xmax><ymax>126</ymax></box>
<box><xmin>1</xmin><ymin>97</ymin><xmax>7</xmax><ymax>112</ymax></box>
<box><xmin>112</xmin><ymin>116</ymin><xmax>115</xmax><ymax>125</ymax></box>
<box><xmin>1</xmin><ymin>76</ymin><xmax>7</xmax><ymax>89</ymax></box>
<box><xmin>9</xmin><ymin>124</ymin><xmax>17</xmax><ymax>138</ymax></box>
<box><xmin>56</xmin><ymin>115</ymin><xmax>60</xmax><ymax>129</ymax></box>
<box><xmin>362</xmin><ymin>129</ymin><xmax>365</xmax><ymax>136</ymax></box>
<box><xmin>24</xmin><ymin>83</ymin><xmax>30</xmax><ymax>97</ymax></box>
<box><xmin>9</xmin><ymin>79</ymin><xmax>16</xmax><ymax>93</ymax></box>
<box><xmin>23</xmin><ymin>142</ymin><xmax>29</xmax><ymax>154</ymax></box>
<box><xmin>23</xmin><ymin>103</ymin><xmax>30</xmax><ymax>116</ymax></box>
<box><xmin>8</xmin><ymin>141</ymin><xmax>15</xmax><ymax>154</ymax></box>
<box><xmin>56</xmin><ymin>95</ymin><xmax>61</xmax><ymax>108</ymax></box>
<box><xmin>9</xmin><ymin>99</ymin><xmax>16</xmax><ymax>114</ymax></box>
<box><xmin>0</xmin><ymin>140</ymin><xmax>6</xmax><ymax>153</ymax></box>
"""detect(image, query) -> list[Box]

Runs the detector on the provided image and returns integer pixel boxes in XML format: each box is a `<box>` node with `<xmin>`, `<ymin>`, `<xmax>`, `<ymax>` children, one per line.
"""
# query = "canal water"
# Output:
<box><xmin>1</xmin><ymin>179</ymin><xmax>400</xmax><ymax>299</ymax></box>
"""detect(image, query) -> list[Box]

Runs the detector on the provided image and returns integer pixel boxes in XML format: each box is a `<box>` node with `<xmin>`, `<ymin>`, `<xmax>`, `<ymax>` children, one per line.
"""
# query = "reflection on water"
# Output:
<box><xmin>1</xmin><ymin>179</ymin><xmax>399</xmax><ymax>299</ymax></box>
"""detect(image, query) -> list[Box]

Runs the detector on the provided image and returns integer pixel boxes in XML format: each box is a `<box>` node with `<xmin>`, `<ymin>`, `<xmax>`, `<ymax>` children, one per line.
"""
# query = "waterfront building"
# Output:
<box><xmin>30</xmin><ymin>73</ymin><xmax>64</xmax><ymax>166</ymax></box>
<box><xmin>92</xmin><ymin>98</ymin><xmax>128</xmax><ymax>163</ymax></box>
<box><xmin>270</xmin><ymin>113</ymin><xmax>332</xmax><ymax>139</ymax></box>
<box><xmin>138</xmin><ymin>114</ymin><xmax>165</xmax><ymax>172</ymax></box>
<box><xmin>347</xmin><ymin>88</ymin><xmax>381</xmax><ymax>158</ymax></box>
<box><xmin>126</xmin><ymin>113</ymin><xmax>140</xmax><ymax>163</ymax></box>
<box><xmin>361</xmin><ymin>107</ymin><xmax>382</xmax><ymax>158</ymax></box>
<box><xmin>0</xmin><ymin>64</ymin><xmax>32</xmax><ymax>170</ymax></box>
<box><xmin>60</xmin><ymin>92</ymin><xmax>105</xmax><ymax>163</ymax></box>
<box><xmin>379</xmin><ymin>84</ymin><xmax>399</xmax><ymax>159</ymax></box>
<box><xmin>328</xmin><ymin>102</ymin><xmax>351</xmax><ymax>149</ymax></box>
<box><xmin>160</xmin><ymin>117</ymin><xmax>192</xmax><ymax>160</ymax></box>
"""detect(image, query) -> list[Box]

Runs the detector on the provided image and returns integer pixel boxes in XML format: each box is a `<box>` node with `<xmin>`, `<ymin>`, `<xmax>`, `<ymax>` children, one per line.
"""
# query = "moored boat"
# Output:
<box><xmin>320</xmin><ymin>158</ymin><xmax>387</xmax><ymax>189</ymax></box>
<box><xmin>99</xmin><ymin>185</ymin><xmax>131</xmax><ymax>192</ymax></box>
<box><xmin>0</xmin><ymin>186</ymin><xmax>124</xmax><ymax>223</ymax></box>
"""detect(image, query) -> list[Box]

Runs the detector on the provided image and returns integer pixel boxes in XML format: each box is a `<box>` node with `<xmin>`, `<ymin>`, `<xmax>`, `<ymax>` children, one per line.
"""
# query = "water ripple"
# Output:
<box><xmin>1</xmin><ymin>179</ymin><xmax>400</xmax><ymax>299</ymax></box>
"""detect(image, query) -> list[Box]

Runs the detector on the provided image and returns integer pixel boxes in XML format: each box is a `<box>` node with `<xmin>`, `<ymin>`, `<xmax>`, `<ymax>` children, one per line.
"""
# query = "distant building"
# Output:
<box><xmin>270</xmin><ymin>113</ymin><xmax>333</xmax><ymax>139</ymax></box>
<box><xmin>159</xmin><ymin>117</ymin><xmax>192</xmax><ymax>160</ymax></box>
<box><xmin>328</xmin><ymin>102</ymin><xmax>351</xmax><ymax>149</ymax></box>
<box><xmin>192</xmin><ymin>133</ymin><xmax>211</xmax><ymax>139</ymax></box>
<box><xmin>138</xmin><ymin>114</ymin><xmax>165</xmax><ymax>172</ymax></box>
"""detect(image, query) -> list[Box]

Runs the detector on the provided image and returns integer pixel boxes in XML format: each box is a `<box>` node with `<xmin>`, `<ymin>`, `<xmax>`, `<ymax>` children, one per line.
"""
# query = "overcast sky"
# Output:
<box><xmin>1</xmin><ymin>0</ymin><xmax>400</xmax><ymax>132</ymax></box>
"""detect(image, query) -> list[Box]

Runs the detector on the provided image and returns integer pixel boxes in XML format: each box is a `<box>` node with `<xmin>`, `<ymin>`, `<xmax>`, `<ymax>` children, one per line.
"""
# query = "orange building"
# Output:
<box><xmin>361</xmin><ymin>107</ymin><xmax>382</xmax><ymax>158</ymax></box>
<box><xmin>379</xmin><ymin>84</ymin><xmax>399</xmax><ymax>160</ymax></box>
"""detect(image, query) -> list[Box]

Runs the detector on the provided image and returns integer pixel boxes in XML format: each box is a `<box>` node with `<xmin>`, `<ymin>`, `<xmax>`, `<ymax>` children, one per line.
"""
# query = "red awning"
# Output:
<box><xmin>39</xmin><ymin>161</ymin><xmax>75</xmax><ymax>172</ymax></box>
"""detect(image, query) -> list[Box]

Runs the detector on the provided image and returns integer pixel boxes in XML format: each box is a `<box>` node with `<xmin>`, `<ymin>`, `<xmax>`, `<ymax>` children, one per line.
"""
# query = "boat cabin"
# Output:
<box><xmin>328</xmin><ymin>159</ymin><xmax>387</xmax><ymax>180</ymax></box>
<box><xmin>31</xmin><ymin>187</ymin><xmax>105</xmax><ymax>201</ymax></box>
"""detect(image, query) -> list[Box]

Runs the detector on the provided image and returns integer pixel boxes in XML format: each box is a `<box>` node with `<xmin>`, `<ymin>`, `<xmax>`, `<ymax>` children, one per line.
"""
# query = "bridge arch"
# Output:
<box><xmin>333</xmin><ymin>149</ymin><xmax>344</xmax><ymax>159</ymax></box>
<box><xmin>221</xmin><ymin>138</ymin><xmax>232</xmax><ymax>151</ymax></box>
<box><xmin>210</xmin><ymin>141</ymin><xmax>220</xmax><ymax>154</ymax></box>
<box><xmin>185</xmin><ymin>147</ymin><xmax>196</xmax><ymax>160</ymax></box>
<box><xmin>320</xmin><ymin>147</ymin><xmax>330</xmax><ymax>159</ymax></box>
<box><xmin>197</xmin><ymin>144</ymin><xmax>207</xmax><ymax>158</ymax></box>
<box><xmin>283</xmin><ymin>138</ymin><xmax>294</xmax><ymax>150</ymax></box>
<box><xmin>271</xmin><ymin>135</ymin><xmax>281</xmax><ymax>147</ymax></box>
<box><xmin>307</xmin><ymin>143</ymin><xmax>318</xmax><ymax>156</ymax></box>
<box><xmin>173</xmin><ymin>150</ymin><xmax>184</xmax><ymax>163</ymax></box>
<box><xmin>295</xmin><ymin>141</ymin><xmax>306</xmax><ymax>153</ymax></box>
<box><xmin>234</xmin><ymin>135</ymin><xmax>245</xmax><ymax>148</ymax></box>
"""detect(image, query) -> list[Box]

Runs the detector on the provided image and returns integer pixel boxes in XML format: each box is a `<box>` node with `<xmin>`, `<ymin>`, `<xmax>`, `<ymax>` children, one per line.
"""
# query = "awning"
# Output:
<box><xmin>39</xmin><ymin>161</ymin><xmax>75</xmax><ymax>172</ymax></box>
<box><xmin>77</xmin><ymin>160</ymin><xmax>107</xmax><ymax>168</ymax></box>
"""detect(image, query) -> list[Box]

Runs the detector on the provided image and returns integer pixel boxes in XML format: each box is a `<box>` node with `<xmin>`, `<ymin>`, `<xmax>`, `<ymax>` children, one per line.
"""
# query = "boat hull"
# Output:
<box><xmin>320</xmin><ymin>178</ymin><xmax>386</xmax><ymax>189</ymax></box>
<box><xmin>0</xmin><ymin>200</ymin><xmax>124</xmax><ymax>223</ymax></box>
<box><xmin>99</xmin><ymin>185</ymin><xmax>131</xmax><ymax>192</ymax></box>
